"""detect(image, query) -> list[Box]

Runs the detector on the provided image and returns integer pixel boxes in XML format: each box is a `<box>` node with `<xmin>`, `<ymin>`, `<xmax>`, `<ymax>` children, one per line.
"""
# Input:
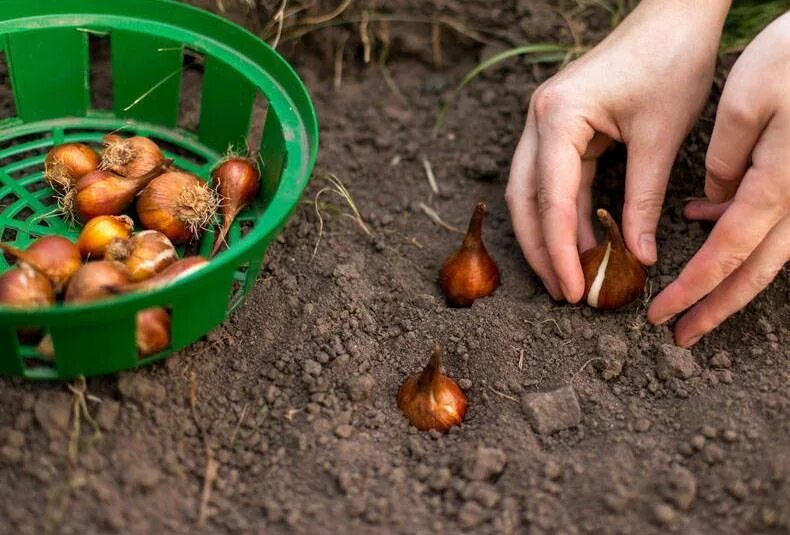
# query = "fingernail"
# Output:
<box><xmin>639</xmin><ymin>233</ymin><xmax>657</xmax><ymax>264</ymax></box>
<box><xmin>653</xmin><ymin>314</ymin><xmax>675</xmax><ymax>325</ymax></box>
<box><xmin>541</xmin><ymin>279</ymin><xmax>563</xmax><ymax>301</ymax></box>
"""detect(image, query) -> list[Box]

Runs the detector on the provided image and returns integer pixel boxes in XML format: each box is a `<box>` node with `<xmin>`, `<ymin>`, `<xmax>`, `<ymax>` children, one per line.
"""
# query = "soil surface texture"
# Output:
<box><xmin>0</xmin><ymin>1</ymin><xmax>788</xmax><ymax>534</ymax></box>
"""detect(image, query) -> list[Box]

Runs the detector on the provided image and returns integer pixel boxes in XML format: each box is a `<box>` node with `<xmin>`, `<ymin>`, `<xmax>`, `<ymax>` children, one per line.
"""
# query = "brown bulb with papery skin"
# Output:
<box><xmin>101</xmin><ymin>134</ymin><xmax>166</xmax><ymax>179</ymax></box>
<box><xmin>77</xmin><ymin>215</ymin><xmax>134</xmax><ymax>259</ymax></box>
<box><xmin>0</xmin><ymin>236</ymin><xmax>82</xmax><ymax>293</ymax></box>
<box><xmin>580</xmin><ymin>208</ymin><xmax>647</xmax><ymax>310</ymax></box>
<box><xmin>0</xmin><ymin>264</ymin><xmax>55</xmax><ymax>308</ymax></box>
<box><xmin>44</xmin><ymin>143</ymin><xmax>100</xmax><ymax>191</ymax></box>
<box><xmin>211</xmin><ymin>157</ymin><xmax>260</xmax><ymax>256</ymax></box>
<box><xmin>397</xmin><ymin>345</ymin><xmax>468</xmax><ymax>432</ymax></box>
<box><xmin>105</xmin><ymin>230</ymin><xmax>178</xmax><ymax>282</ymax></box>
<box><xmin>136</xmin><ymin>307</ymin><xmax>171</xmax><ymax>357</ymax></box>
<box><xmin>65</xmin><ymin>261</ymin><xmax>131</xmax><ymax>303</ymax></box>
<box><xmin>439</xmin><ymin>202</ymin><xmax>500</xmax><ymax>306</ymax></box>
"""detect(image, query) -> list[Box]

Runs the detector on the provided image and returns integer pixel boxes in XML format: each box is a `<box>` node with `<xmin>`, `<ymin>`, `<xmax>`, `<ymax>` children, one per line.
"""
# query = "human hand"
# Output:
<box><xmin>506</xmin><ymin>0</ymin><xmax>731</xmax><ymax>301</ymax></box>
<box><xmin>648</xmin><ymin>12</ymin><xmax>790</xmax><ymax>347</ymax></box>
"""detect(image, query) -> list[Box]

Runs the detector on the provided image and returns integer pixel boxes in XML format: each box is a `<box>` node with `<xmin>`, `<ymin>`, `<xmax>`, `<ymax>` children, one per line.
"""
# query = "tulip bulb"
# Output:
<box><xmin>439</xmin><ymin>202</ymin><xmax>500</xmax><ymax>306</ymax></box>
<box><xmin>136</xmin><ymin>308</ymin><xmax>171</xmax><ymax>357</ymax></box>
<box><xmin>137</xmin><ymin>172</ymin><xmax>218</xmax><ymax>244</ymax></box>
<box><xmin>77</xmin><ymin>215</ymin><xmax>135</xmax><ymax>259</ymax></box>
<box><xmin>397</xmin><ymin>345</ymin><xmax>468</xmax><ymax>432</ymax></box>
<box><xmin>0</xmin><ymin>264</ymin><xmax>55</xmax><ymax>308</ymax></box>
<box><xmin>581</xmin><ymin>208</ymin><xmax>647</xmax><ymax>310</ymax></box>
<box><xmin>211</xmin><ymin>157</ymin><xmax>260</xmax><ymax>256</ymax></box>
<box><xmin>65</xmin><ymin>261</ymin><xmax>131</xmax><ymax>303</ymax></box>
<box><xmin>44</xmin><ymin>143</ymin><xmax>100</xmax><ymax>190</ymax></box>
<box><xmin>0</xmin><ymin>236</ymin><xmax>82</xmax><ymax>293</ymax></box>
<box><xmin>105</xmin><ymin>230</ymin><xmax>178</xmax><ymax>282</ymax></box>
<box><xmin>104</xmin><ymin>256</ymin><xmax>208</xmax><ymax>294</ymax></box>
<box><xmin>101</xmin><ymin>134</ymin><xmax>166</xmax><ymax>179</ymax></box>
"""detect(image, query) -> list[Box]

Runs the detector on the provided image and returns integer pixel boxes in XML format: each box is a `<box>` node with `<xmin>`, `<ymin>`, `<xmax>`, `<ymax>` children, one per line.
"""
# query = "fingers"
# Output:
<box><xmin>683</xmin><ymin>198</ymin><xmax>730</xmax><ymax>222</ymax></box>
<box><xmin>506</xmin><ymin>106</ymin><xmax>563</xmax><ymax>300</ymax></box>
<box><xmin>577</xmin><ymin>158</ymin><xmax>597</xmax><ymax>252</ymax></box>
<box><xmin>704</xmin><ymin>61</ymin><xmax>770</xmax><ymax>204</ymax></box>
<box><xmin>648</xmin><ymin>169</ymin><xmax>785</xmax><ymax>325</ymax></box>
<box><xmin>673</xmin><ymin>215</ymin><xmax>790</xmax><ymax>347</ymax></box>
<box><xmin>622</xmin><ymin>138</ymin><xmax>677</xmax><ymax>265</ymax></box>
<box><xmin>536</xmin><ymin>132</ymin><xmax>589</xmax><ymax>303</ymax></box>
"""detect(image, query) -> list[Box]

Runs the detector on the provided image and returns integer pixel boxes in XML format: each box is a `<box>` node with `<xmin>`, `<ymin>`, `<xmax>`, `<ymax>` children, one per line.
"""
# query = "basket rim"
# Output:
<box><xmin>0</xmin><ymin>0</ymin><xmax>319</xmax><ymax>321</ymax></box>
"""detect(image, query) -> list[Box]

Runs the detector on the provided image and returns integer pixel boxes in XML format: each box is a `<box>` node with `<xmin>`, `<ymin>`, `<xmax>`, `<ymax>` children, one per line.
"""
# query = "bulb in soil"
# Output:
<box><xmin>397</xmin><ymin>345</ymin><xmax>468</xmax><ymax>432</ymax></box>
<box><xmin>439</xmin><ymin>202</ymin><xmax>500</xmax><ymax>306</ymax></box>
<box><xmin>580</xmin><ymin>208</ymin><xmax>647</xmax><ymax>310</ymax></box>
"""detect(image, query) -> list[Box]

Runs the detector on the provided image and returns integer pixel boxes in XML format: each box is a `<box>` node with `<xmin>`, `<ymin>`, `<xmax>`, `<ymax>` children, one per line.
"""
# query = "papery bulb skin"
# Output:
<box><xmin>44</xmin><ymin>143</ymin><xmax>100</xmax><ymax>190</ymax></box>
<box><xmin>77</xmin><ymin>215</ymin><xmax>135</xmax><ymax>259</ymax></box>
<box><xmin>101</xmin><ymin>134</ymin><xmax>166</xmax><ymax>179</ymax></box>
<box><xmin>581</xmin><ymin>208</ymin><xmax>647</xmax><ymax>310</ymax></box>
<box><xmin>105</xmin><ymin>230</ymin><xmax>178</xmax><ymax>282</ymax></box>
<box><xmin>439</xmin><ymin>202</ymin><xmax>500</xmax><ymax>307</ymax></box>
<box><xmin>211</xmin><ymin>158</ymin><xmax>260</xmax><ymax>256</ymax></box>
<box><xmin>0</xmin><ymin>265</ymin><xmax>55</xmax><ymax>308</ymax></box>
<box><xmin>0</xmin><ymin>236</ymin><xmax>82</xmax><ymax>294</ymax></box>
<box><xmin>105</xmin><ymin>256</ymin><xmax>208</xmax><ymax>294</ymax></box>
<box><xmin>397</xmin><ymin>345</ymin><xmax>468</xmax><ymax>432</ymax></box>
<box><xmin>137</xmin><ymin>172</ymin><xmax>218</xmax><ymax>244</ymax></box>
<box><xmin>65</xmin><ymin>261</ymin><xmax>131</xmax><ymax>303</ymax></box>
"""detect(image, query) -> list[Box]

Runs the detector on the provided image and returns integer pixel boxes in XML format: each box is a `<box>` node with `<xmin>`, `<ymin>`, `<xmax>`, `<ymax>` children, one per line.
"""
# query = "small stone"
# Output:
<box><xmin>709</xmin><ymin>351</ymin><xmax>731</xmax><ymax>369</ymax></box>
<box><xmin>428</xmin><ymin>467</ymin><xmax>452</xmax><ymax>491</ymax></box>
<box><xmin>596</xmin><ymin>334</ymin><xmax>629</xmax><ymax>380</ymax></box>
<box><xmin>5</xmin><ymin>430</ymin><xmax>24</xmax><ymax>448</ymax></box>
<box><xmin>334</xmin><ymin>424</ymin><xmax>353</xmax><ymax>439</ymax></box>
<box><xmin>96</xmin><ymin>400</ymin><xmax>120</xmax><ymax>431</ymax></box>
<box><xmin>652</xmin><ymin>503</ymin><xmax>677</xmax><ymax>525</ymax></box>
<box><xmin>661</xmin><ymin>466</ymin><xmax>697</xmax><ymax>510</ymax></box>
<box><xmin>122</xmin><ymin>461</ymin><xmax>161</xmax><ymax>491</ymax></box>
<box><xmin>725</xmin><ymin>479</ymin><xmax>748</xmax><ymax>501</ymax></box>
<box><xmin>521</xmin><ymin>386</ymin><xmax>582</xmax><ymax>435</ymax></box>
<box><xmin>543</xmin><ymin>460</ymin><xmax>562</xmax><ymax>480</ymax></box>
<box><xmin>458</xmin><ymin>501</ymin><xmax>486</xmax><ymax>529</ymax></box>
<box><xmin>703</xmin><ymin>443</ymin><xmax>724</xmax><ymax>464</ymax></box>
<box><xmin>722</xmin><ymin>430</ymin><xmax>738</xmax><ymax>443</ymax></box>
<box><xmin>466</xmin><ymin>481</ymin><xmax>500</xmax><ymax>508</ymax></box>
<box><xmin>303</xmin><ymin>360</ymin><xmax>322</xmax><ymax>377</ymax></box>
<box><xmin>656</xmin><ymin>344</ymin><xmax>700</xmax><ymax>380</ymax></box>
<box><xmin>465</xmin><ymin>446</ymin><xmax>507</xmax><ymax>481</ymax></box>
<box><xmin>0</xmin><ymin>445</ymin><xmax>22</xmax><ymax>464</ymax></box>
<box><xmin>34</xmin><ymin>392</ymin><xmax>72</xmax><ymax>438</ymax></box>
<box><xmin>458</xmin><ymin>378</ymin><xmax>473</xmax><ymax>390</ymax></box>
<box><xmin>717</xmin><ymin>370</ymin><xmax>733</xmax><ymax>384</ymax></box>
<box><xmin>117</xmin><ymin>374</ymin><xmax>166</xmax><ymax>405</ymax></box>
<box><xmin>701</xmin><ymin>425</ymin><xmax>718</xmax><ymax>439</ymax></box>
<box><xmin>691</xmin><ymin>435</ymin><xmax>706</xmax><ymax>450</ymax></box>
<box><xmin>634</xmin><ymin>418</ymin><xmax>651</xmax><ymax>433</ymax></box>
<box><xmin>346</xmin><ymin>374</ymin><xmax>374</xmax><ymax>402</ymax></box>
<box><xmin>603</xmin><ymin>492</ymin><xmax>629</xmax><ymax>513</ymax></box>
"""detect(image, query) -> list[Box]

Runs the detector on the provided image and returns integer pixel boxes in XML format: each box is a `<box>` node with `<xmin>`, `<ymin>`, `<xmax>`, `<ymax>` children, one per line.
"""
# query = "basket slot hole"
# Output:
<box><xmin>89</xmin><ymin>33</ymin><xmax>113</xmax><ymax>110</ymax></box>
<box><xmin>0</xmin><ymin>50</ymin><xmax>16</xmax><ymax>121</ymax></box>
<box><xmin>0</xmin><ymin>192</ymin><xmax>19</xmax><ymax>212</ymax></box>
<box><xmin>178</xmin><ymin>50</ymin><xmax>204</xmax><ymax>133</ymax></box>
<box><xmin>247</xmin><ymin>91</ymin><xmax>269</xmax><ymax>160</ymax></box>
<box><xmin>12</xmin><ymin>206</ymin><xmax>34</xmax><ymax>223</ymax></box>
<box><xmin>136</xmin><ymin>306</ymin><xmax>173</xmax><ymax>361</ymax></box>
<box><xmin>23</xmin><ymin>179</ymin><xmax>48</xmax><ymax>194</ymax></box>
<box><xmin>228</xmin><ymin>262</ymin><xmax>251</xmax><ymax>310</ymax></box>
<box><xmin>1</xmin><ymin>227</ymin><xmax>18</xmax><ymax>243</ymax></box>
<box><xmin>19</xmin><ymin>328</ymin><xmax>55</xmax><ymax>371</ymax></box>
<box><xmin>0</xmin><ymin>132</ymin><xmax>52</xmax><ymax>169</ymax></box>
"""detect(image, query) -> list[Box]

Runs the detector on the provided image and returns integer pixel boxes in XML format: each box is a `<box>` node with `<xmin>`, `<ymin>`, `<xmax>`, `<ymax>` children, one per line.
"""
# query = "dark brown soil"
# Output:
<box><xmin>1</xmin><ymin>2</ymin><xmax>788</xmax><ymax>534</ymax></box>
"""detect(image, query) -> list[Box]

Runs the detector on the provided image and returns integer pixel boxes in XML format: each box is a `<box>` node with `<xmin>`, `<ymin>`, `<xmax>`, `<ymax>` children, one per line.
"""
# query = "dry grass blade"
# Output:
<box><xmin>270</xmin><ymin>0</ymin><xmax>289</xmax><ymax>50</ymax></box>
<box><xmin>360</xmin><ymin>10</ymin><xmax>371</xmax><ymax>63</ymax></box>
<box><xmin>421</xmin><ymin>156</ymin><xmax>439</xmax><ymax>195</ymax></box>
<box><xmin>300</xmin><ymin>0</ymin><xmax>353</xmax><ymax>26</ymax></box>
<box><xmin>310</xmin><ymin>174</ymin><xmax>371</xmax><ymax>260</ymax></box>
<box><xmin>334</xmin><ymin>30</ymin><xmax>350</xmax><ymax>89</ymax></box>
<box><xmin>418</xmin><ymin>202</ymin><xmax>463</xmax><ymax>234</ymax></box>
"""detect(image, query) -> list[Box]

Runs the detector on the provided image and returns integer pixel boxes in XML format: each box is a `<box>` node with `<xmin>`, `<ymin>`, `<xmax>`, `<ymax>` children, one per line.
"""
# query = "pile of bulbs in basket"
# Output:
<box><xmin>0</xmin><ymin>135</ymin><xmax>261</xmax><ymax>358</ymax></box>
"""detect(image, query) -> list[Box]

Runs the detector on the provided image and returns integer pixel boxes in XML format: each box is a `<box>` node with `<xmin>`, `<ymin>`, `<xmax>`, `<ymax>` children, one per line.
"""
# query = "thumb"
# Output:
<box><xmin>621</xmin><ymin>138</ymin><xmax>678</xmax><ymax>265</ymax></box>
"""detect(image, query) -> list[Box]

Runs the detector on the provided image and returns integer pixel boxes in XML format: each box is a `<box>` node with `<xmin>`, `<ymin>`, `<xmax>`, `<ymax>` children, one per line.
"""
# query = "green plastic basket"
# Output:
<box><xmin>0</xmin><ymin>0</ymin><xmax>318</xmax><ymax>379</ymax></box>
